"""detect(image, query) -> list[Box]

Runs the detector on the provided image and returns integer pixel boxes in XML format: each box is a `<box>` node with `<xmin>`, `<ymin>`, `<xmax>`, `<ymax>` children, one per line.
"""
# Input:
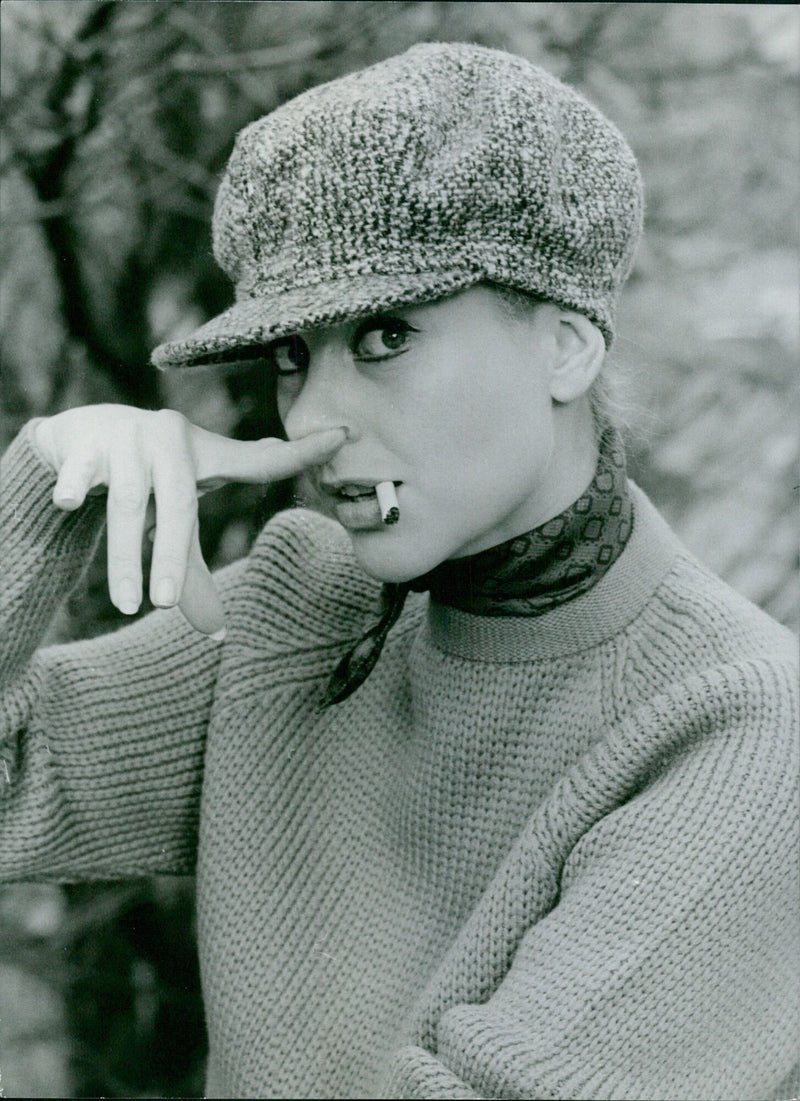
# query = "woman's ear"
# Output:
<box><xmin>549</xmin><ymin>310</ymin><xmax>605</xmax><ymax>404</ymax></box>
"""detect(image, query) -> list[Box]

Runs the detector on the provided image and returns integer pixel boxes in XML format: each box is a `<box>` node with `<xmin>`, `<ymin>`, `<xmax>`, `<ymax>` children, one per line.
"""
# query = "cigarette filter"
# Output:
<box><xmin>375</xmin><ymin>481</ymin><xmax>399</xmax><ymax>525</ymax></box>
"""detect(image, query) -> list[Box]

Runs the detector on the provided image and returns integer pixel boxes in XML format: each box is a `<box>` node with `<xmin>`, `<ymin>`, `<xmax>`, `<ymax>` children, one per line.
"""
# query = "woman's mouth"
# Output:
<box><xmin>337</xmin><ymin>484</ymin><xmax>377</xmax><ymax>500</ymax></box>
<box><xmin>322</xmin><ymin>481</ymin><xmax>402</xmax><ymax>530</ymax></box>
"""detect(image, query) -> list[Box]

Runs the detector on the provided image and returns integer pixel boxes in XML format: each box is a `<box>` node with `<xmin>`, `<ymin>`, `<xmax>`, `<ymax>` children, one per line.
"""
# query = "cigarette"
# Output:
<box><xmin>375</xmin><ymin>481</ymin><xmax>399</xmax><ymax>525</ymax></box>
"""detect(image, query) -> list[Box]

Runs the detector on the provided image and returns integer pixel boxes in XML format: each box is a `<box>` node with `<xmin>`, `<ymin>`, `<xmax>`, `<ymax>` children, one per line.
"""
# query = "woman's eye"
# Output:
<box><xmin>270</xmin><ymin>336</ymin><xmax>310</xmax><ymax>375</ymax></box>
<box><xmin>354</xmin><ymin>318</ymin><xmax>417</xmax><ymax>360</ymax></box>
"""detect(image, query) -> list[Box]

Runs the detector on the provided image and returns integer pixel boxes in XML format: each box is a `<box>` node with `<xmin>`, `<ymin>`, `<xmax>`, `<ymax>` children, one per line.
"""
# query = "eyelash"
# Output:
<box><xmin>268</xmin><ymin>317</ymin><xmax>419</xmax><ymax>376</ymax></box>
<box><xmin>271</xmin><ymin>336</ymin><xmax>309</xmax><ymax>376</ymax></box>
<box><xmin>350</xmin><ymin>316</ymin><xmax>419</xmax><ymax>361</ymax></box>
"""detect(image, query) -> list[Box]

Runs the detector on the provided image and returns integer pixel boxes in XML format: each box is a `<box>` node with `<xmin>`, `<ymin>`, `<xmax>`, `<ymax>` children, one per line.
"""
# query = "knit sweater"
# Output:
<box><xmin>2</xmin><ymin>423</ymin><xmax>798</xmax><ymax>1101</ymax></box>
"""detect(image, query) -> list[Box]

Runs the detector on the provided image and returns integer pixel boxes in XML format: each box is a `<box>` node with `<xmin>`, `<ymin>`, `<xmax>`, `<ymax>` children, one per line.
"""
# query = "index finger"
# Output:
<box><xmin>191</xmin><ymin>426</ymin><xmax>346</xmax><ymax>485</ymax></box>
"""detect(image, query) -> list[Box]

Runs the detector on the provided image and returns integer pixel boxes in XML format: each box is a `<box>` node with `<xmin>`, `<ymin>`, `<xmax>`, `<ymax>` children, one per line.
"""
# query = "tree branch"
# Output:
<box><xmin>171</xmin><ymin>35</ymin><xmax>326</xmax><ymax>74</ymax></box>
<box><xmin>21</xmin><ymin>0</ymin><xmax>161</xmax><ymax>407</ymax></box>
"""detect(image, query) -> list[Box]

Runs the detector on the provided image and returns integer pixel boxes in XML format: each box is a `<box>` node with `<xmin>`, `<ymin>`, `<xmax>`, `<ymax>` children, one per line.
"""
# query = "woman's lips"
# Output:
<box><xmin>336</xmin><ymin>484</ymin><xmax>378</xmax><ymax>499</ymax></box>
<box><xmin>324</xmin><ymin>481</ymin><xmax>401</xmax><ymax>530</ymax></box>
<box><xmin>332</xmin><ymin>493</ymin><xmax>383</xmax><ymax>528</ymax></box>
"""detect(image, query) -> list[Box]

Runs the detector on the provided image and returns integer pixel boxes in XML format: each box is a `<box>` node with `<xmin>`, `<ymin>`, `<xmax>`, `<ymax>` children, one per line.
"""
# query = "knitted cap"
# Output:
<box><xmin>152</xmin><ymin>42</ymin><xmax>643</xmax><ymax>368</ymax></box>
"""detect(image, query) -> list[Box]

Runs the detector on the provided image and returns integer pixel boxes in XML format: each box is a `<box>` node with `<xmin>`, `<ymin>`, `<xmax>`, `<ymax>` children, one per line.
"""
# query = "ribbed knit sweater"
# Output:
<box><xmin>2</xmin><ymin>423</ymin><xmax>798</xmax><ymax>1101</ymax></box>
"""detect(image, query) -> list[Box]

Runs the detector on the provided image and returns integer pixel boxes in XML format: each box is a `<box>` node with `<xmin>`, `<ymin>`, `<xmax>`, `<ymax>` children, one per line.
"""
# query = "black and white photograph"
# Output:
<box><xmin>1</xmin><ymin>3</ymin><xmax>798</xmax><ymax>1098</ymax></box>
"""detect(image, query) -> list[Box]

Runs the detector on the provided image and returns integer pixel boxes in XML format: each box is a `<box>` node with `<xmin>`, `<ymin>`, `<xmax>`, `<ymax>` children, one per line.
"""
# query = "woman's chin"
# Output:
<box><xmin>345</xmin><ymin>527</ymin><xmax>442</xmax><ymax>584</ymax></box>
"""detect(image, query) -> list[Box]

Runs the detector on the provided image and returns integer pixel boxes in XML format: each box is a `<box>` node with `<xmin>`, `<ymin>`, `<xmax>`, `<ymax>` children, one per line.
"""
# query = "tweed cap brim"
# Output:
<box><xmin>152</xmin><ymin>264</ymin><xmax>622</xmax><ymax>369</ymax></box>
<box><xmin>152</xmin><ymin>269</ymin><xmax>492</xmax><ymax>369</ymax></box>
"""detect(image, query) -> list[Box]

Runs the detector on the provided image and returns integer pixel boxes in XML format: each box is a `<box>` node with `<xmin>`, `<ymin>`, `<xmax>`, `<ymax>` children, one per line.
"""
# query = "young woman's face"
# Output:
<box><xmin>274</xmin><ymin>286</ymin><xmax>589</xmax><ymax>581</ymax></box>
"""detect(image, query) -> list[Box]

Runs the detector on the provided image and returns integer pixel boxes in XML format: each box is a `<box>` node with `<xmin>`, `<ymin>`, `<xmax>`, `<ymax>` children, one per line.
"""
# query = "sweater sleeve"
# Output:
<box><xmin>1</xmin><ymin>423</ymin><xmax>242</xmax><ymax>880</ymax></box>
<box><xmin>384</xmin><ymin>658</ymin><xmax>800</xmax><ymax>1101</ymax></box>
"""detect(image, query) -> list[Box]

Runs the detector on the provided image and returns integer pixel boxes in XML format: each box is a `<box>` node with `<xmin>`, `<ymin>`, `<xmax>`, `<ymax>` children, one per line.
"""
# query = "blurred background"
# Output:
<box><xmin>1</xmin><ymin>2</ymin><xmax>797</xmax><ymax>1096</ymax></box>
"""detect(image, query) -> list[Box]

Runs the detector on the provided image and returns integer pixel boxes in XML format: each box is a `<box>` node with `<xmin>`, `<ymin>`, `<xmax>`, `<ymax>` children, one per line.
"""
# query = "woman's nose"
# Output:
<box><xmin>281</xmin><ymin>356</ymin><xmax>355</xmax><ymax>443</ymax></box>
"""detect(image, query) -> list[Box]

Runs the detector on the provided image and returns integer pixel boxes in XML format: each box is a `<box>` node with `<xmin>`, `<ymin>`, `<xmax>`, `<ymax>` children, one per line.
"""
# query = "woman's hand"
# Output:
<box><xmin>34</xmin><ymin>405</ymin><xmax>345</xmax><ymax>637</ymax></box>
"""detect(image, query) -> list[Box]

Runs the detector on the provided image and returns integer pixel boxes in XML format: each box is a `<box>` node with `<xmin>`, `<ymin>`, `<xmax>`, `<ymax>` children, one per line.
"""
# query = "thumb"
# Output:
<box><xmin>177</xmin><ymin>524</ymin><xmax>227</xmax><ymax>639</ymax></box>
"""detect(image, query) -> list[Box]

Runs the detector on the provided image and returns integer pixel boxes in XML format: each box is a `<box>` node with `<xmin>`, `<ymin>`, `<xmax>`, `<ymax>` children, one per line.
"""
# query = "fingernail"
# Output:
<box><xmin>54</xmin><ymin>493</ymin><xmax>80</xmax><ymax>510</ymax></box>
<box><xmin>154</xmin><ymin>578</ymin><xmax>177</xmax><ymax>606</ymax></box>
<box><xmin>210</xmin><ymin>627</ymin><xmax>227</xmax><ymax>642</ymax></box>
<box><xmin>118</xmin><ymin>579</ymin><xmax>140</xmax><ymax>615</ymax></box>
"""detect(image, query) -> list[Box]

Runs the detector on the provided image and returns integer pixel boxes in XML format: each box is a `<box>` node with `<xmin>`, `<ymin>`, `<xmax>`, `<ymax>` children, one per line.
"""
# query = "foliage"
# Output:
<box><xmin>1</xmin><ymin>2</ymin><xmax>797</xmax><ymax>1096</ymax></box>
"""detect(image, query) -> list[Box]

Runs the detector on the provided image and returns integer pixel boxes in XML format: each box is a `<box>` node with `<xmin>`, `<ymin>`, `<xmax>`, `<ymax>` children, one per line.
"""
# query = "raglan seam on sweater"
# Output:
<box><xmin>211</xmin><ymin>615</ymin><xmax>427</xmax><ymax>726</ymax></box>
<box><xmin>621</xmin><ymin>560</ymin><xmax>799</xmax><ymax>708</ymax></box>
<box><xmin>611</xmin><ymin>541</ymin><xmax>787</xmax><ymax>661</ymax></box>
<box><xmin>653</xmin><ymin>547</ymin><xmax>796</xmax><ymax>646</ymax></box>
<box><xmin>217</xmin><ymin>588</ymin><xmax>425</xmax><ymax>692</ymax></box>
<box><xmin>208</xmin><ymin>662</ymin><xmax>344</xmax><ymax>727</ymax></box>
<box><xmin>216</xmin><ymin>615</ymin><xmax>419</xmax><ymax>696</ymax></box>
<box><xmin>606</xmin><ymin>546</ymin><xmax>702</xmax><ymax>650</ymax></box>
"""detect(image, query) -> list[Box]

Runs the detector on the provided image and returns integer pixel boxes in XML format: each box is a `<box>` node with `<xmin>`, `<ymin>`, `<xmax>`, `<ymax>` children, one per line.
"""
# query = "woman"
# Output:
<box><xmin>2</xmin><ymin>43</ymin><xmax>797</xmax><ymax>1101</ymax></box>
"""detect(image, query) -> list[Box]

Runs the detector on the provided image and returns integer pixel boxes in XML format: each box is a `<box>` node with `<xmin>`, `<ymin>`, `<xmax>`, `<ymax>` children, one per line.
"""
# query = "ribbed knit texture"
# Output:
<box><xmin>2</xmin><ymin>424</ymin><xmax>798</xmax><ymax>1101</ymax></box>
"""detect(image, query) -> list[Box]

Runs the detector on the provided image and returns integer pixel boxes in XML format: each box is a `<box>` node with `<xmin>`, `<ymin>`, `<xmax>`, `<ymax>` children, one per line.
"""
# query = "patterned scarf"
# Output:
<box><xmin>321</xmin><ymin>429</ymin><xmax>633</xmax><ymax>708</ymax></box>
